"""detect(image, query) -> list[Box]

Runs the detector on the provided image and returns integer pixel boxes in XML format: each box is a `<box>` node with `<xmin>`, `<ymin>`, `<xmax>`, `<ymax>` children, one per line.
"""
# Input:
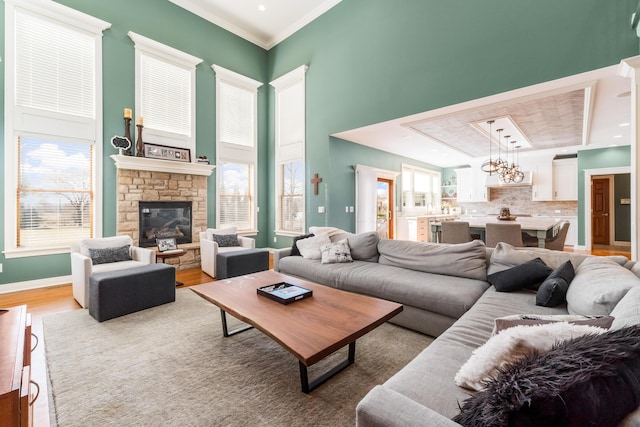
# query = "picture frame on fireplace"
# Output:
<box><xmin>144</xmin><ymin>143</ymin><xmax>191</xmax><ymax>163</ymax></box>
<box><xmin>157</xmin><ymin>237</ymin><xmax>178</xmax><ymax>252</ymax></box>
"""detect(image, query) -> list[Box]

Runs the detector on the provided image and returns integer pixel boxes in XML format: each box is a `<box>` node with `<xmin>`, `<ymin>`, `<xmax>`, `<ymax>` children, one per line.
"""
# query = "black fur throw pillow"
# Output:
<box><xmin>291</xmin><ymin>233</ymin><xmax>314</xmax><ymax>257</ymax></box>
<box><xmin>453</xmin><ymin>325</ymin><xmax>640</xmax><ymax>427</ymax></box>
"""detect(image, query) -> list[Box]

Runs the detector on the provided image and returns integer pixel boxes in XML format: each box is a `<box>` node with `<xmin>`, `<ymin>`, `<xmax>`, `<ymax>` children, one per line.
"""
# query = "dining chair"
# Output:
<box><xmin>485</xmin><ymin>223</ymin><xmax>524</xmax><ymax>248</ymax></box>
<box><xmin>544</xmin><ymin>221</ymin><xmax>570</xmax><ymax>251</ymax></box>
<box><xmin>441</xmin><ymin>221</ymin><xmax>473</xmax><ymax>244</ymax></box>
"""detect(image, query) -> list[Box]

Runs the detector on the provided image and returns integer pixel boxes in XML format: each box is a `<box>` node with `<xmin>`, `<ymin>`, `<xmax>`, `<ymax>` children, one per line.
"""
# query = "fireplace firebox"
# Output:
<box><xmin>138</xmin><ymin>201</ymin><xmax>192</xmax><ymax>248</ymax></box>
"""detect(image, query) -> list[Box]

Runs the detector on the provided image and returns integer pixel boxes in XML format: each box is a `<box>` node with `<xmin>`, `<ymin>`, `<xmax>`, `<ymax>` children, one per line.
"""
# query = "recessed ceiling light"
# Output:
<box><xmin>258</xmin><ymin>4</ymin><xmax>266</xmax><ymax>11</ymax></box>
<box><xmin>614</xmin><ymin>134</ymin><xmax>623</xmax><ymax>139</ymax></box>
<box><xmin>619</xmin><ymin>122</ymin><xmax>630</xmax><ymax>127</ymax></box>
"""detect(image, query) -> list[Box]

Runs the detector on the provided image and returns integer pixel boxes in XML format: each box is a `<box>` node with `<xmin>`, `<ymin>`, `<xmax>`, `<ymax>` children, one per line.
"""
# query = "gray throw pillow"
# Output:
<box><xmin>536</xmin><ymin>260</ymin><xmax>575</xmax><ymax>307</ymax></box>
<box><xmin>346</xmin><ymin>231</ymin><xmax>380</xmax><ymax>262</ymax></box>
<box><xmin>89</xmin><ymin>245</ymin><xmax>132</xmax><ymax>265</ymax></box>
<box><xmin>487</xmin><ymin>258</ymin><xmax>552</xmax><ymax>292</ymax></box>
<box><xmin>213</xmin><ymin>233</ymin><xmax>239</xmax><ymax>247</ymax></box>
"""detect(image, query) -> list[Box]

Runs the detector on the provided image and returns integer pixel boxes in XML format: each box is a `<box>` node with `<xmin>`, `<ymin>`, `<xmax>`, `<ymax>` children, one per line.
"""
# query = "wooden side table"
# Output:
<box><xmin>156</xmin><ymin>249</ymin><xmax>186</xmax><ymax>286</ymax></box>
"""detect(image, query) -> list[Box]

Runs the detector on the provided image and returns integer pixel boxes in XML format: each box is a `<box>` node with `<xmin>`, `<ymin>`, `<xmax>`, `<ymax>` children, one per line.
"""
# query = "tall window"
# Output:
<box><xmin>213</xmin><ymin>65</ymin><xmax>262</xmax><ymax>233</ymax></box>
<box><xmin>271</xmin><ymin>65</ymin><xmax>307</xmax><ymax>235</ymax></box>
<box><xmin>129</xmin><ymin>32</ymin><xmax>202</xmax><ymax>152</ymax></box>
<box><xmin>4</xmin><ymin>0</ymin><xmax>110</xmax><ymax>257</ymax></box>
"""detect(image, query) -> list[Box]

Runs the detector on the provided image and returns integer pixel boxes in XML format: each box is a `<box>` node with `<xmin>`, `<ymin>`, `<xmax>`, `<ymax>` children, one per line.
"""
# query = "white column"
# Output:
<box><xmin>619</xmin><ymin>56</ymin><xmax>640</xmax><ymax>261</ymax></box>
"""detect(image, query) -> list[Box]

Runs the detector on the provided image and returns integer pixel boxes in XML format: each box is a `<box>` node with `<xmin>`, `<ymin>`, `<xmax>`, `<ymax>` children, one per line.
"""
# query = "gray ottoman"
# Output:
<box><xmin>216</xmin><ymin>249</ymin><xmax>270</xmax><ymax>279</ymax></box>
<box><xmin>89</xmin><ymin>264</ymin><xmax>176</xmax><ymax>322</ymax></box>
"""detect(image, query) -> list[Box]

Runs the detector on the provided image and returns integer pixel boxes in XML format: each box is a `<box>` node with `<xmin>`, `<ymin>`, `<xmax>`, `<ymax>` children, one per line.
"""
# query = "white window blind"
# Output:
<box><xmin>278</xmin><ymin>83</ymin><xmax>304</xmax><ymax>146</ymax></box>
<box><xmin>279</xmin><ymin>161</ymin><xmax>304</xmax><ymax>233</ymax></box>
<box><xmin>140</xmin><ymin>54</ymin><xmax>191</xmax><ymax>136</ymax></box>
<box><xmin>15</xmin><ymin>10</ymin><xmax>95</xmax><ymax>118</ymax></box>
<box><xmin>219</xmin><ymin>81</ymin><xmax>254</xmax><ymax>147</ymax></box>
<box><xmin>18</xmin><ymin>136</ymin><xmax>93</xmax><ymax>248</ymax></box>
<box><xmin>218</xmin><ymin>162</ymin><xmax>252</xmax><ymax>230</ymax></box>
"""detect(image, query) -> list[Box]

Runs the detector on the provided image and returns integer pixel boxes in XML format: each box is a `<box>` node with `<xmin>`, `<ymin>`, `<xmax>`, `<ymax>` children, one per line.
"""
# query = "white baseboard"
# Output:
<box><xmin>613</xmin><ymin>241</ymin><xmax>632</xmax><ymax>247</ymax></box>
<box><xmin>0</xmin><ymin>275</ymin><xmax>71</xmax><ymax>294</ymax></box>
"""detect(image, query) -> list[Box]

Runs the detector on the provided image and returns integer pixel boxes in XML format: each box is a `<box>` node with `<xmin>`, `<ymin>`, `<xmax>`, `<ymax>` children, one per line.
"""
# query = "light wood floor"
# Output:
<box><xmin>0</xmin><ymin>247</ymin><xmax>630</xmax><ymax>426</ymax></box>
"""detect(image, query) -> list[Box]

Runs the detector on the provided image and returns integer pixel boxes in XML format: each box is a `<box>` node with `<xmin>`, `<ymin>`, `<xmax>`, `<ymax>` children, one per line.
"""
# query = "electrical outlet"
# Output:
<box><xmin>318</xmin><ymin>206</ymin><xmax>325</xmax><ymax>213</ymax></box>
<box><xmin>345</xmin><ymin>206</ymin><xmax>349</xmax><ymax>213</ymax></box>
<box><xmin>273</xmin><ymin>237</ymin><xmax>277</xmax><ymax>243</ymax></box>
<box><xmin>0</xmin><ymin>263</ymin><xmax>2</xmax><ymax>273</ymax></box>
<box><xmin>349</xmin><ymin>206</ymin><xmax>354</xmax><ymax>213</ymax></box>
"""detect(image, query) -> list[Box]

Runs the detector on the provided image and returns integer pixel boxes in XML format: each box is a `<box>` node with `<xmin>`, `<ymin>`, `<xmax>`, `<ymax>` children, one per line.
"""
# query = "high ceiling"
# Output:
<box><xmin>169</xmin><ymin>0</ymin><xmax>342</xmax><ymax>49</ymax></box>
<box><xmin>169</xmin><ymin>1</ymin><xmax>632</xmax><ymax>169</ymax></box>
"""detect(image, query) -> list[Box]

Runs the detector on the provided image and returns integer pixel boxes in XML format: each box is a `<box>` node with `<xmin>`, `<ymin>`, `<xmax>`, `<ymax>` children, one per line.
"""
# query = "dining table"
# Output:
<box><xmin>430</xmin><ymin>216</ymin><xmax>564</xmax><ymax>248</ymax></box>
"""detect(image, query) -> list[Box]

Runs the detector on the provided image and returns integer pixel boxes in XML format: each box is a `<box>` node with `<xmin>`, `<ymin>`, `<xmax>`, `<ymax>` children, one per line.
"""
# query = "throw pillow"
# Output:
<box><xmin>487</xmin><ymin>242</ymin><xmax>591</xmax><ymax>275</ymax></box>
<box><xmin>295</xmin><ymin>233</ymin><xmax>331</xmax><ymax>260</ymax></box>
<box><xmin>88</xmin><ymin>245</ymin><xmax>132</xmax><ymax>265</ymax></box>
<box><xmin>566</xmin><ymin>256</ymin><xmax>640</xmax><ymax>316</ymax></box>
<box><xmin>454</xmin><ymin>322</ymin><xmax>606</xmax><ymax>391</ymax></box>
<box><xmin>487</xmin><ymin>257</ymin><xmax>552</xmax><ymax>292</ymax></box>
<box><xmin>453</xmin><ymin>325</ymin><xmax>640</xmax><ymax>427</ymax></box>
<box><xmin>205</xmin><ymin>226</ymin><xmax>236</xmax><ymax>242</ymax></box>
<box><xmin>212</xmin><ymin>233</ymin><xmax>239</xmax><ymax>247</ymax></box>
<box><xmin>492</xmin><ymin>314</ymin><xmax>614</xmax><ymax>335</ymax></box>
<box><xmin>291</xmin><ymin>233</ymin><xmax>314</xmax><ymax>257</ymax></box>
<box><xmin>610</xmin><ymin>286</ymin><xmax>640</xmax><ymax>330</ymax></box>
<box><xmin>346</xmin><ymin>231</ymin><xmax>380</xmax><ymax>262</ymax></box>
<box><xmin>536</xmin><ymin>260</ymin><xmax>575</xmax><ymax>307</ymax></box>
<box><xmin>320</xmin><ymin>239</ymin><xmax>353</xmax><ymax>264</ymax></box>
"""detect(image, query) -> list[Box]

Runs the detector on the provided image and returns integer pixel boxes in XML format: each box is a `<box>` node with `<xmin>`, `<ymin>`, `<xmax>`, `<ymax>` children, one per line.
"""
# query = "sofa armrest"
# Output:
<box><xmin>131</xmin><ymin>246</ymin><xmax>156</xmax><ymax>264</ymax></box>
<box><xmin>272</xmin><ymin>247</ymin><xmax>292</xmax><ymax>272</ymax></box>
<box><xmin>200</xmin><ymin>238</ymin><xmax>218</xmax><ymax>277</ymax></box>
<box><xmin>238</xmin><ymin>236</ymin><xmax>255</xmax><ymax>249</ymax></box>
<box><xmin>356</xmin><ymin>386</ymin><xmax>460</xmax><ymax>427</ymax></box>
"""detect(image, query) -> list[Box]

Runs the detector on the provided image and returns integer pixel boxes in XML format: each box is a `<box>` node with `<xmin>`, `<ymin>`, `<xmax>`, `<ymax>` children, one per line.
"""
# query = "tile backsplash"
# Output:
<box><xmin>456</xmin><ymin>186</ymin><xmax>577</xmax><ymax>217</ymax></box>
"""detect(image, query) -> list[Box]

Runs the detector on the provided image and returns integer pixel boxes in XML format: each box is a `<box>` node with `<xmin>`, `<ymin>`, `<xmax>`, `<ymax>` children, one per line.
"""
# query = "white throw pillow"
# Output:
<box><xmin>308</xmin><ymin>226</ymin><xmax>346</xmax><ymax>237</ymax></box>
<box><xmin>454</xmin><ymin>322</ymin><xmax>606</xmax><ymax>391</ymax></box>
<box><xmin>320</xmin><ymin>239</ymin><xmax>353</xmax><ymax>264</ymax></box>
<box><xmin>295</xmin><ymin>233</ymin><xmax>331</xmax><ymax>260</ymax></box>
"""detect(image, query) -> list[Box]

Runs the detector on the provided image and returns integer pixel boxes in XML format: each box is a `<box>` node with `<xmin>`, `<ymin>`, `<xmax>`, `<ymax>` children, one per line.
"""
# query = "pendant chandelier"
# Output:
<box><xmin>500</xmin><ymin>136</ymin><xmax>524</xmax><ymax>184</ymax></box>
<box><xmin>480</xmin><ymin>120</ymin><xmax>498</xmax><ymax>175</ymax></box>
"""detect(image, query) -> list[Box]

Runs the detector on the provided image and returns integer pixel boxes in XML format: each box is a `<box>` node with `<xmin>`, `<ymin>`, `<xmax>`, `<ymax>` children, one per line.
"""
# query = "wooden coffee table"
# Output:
<box><xmin>191</xmin><ymin>270</ymin><xmax>403</xmax><ymax>393</ymax></box>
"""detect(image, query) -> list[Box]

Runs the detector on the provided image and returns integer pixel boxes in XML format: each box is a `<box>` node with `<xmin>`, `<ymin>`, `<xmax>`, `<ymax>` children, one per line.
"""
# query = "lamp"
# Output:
<box><xmin>500</xmin><ymin>136</ymin><xmax>524</xmax><ymax>183</ymax></box>
<box><xmin>481</xmin><ymin>120</ymin><xmax>498</xmax><ymax>175</ymax></box>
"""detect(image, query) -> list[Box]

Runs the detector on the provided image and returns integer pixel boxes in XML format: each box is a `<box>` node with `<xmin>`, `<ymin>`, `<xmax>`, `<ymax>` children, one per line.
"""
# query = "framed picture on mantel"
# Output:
<box><xmin>144</xmin><ymin>143</ymin><xmax>191</xmax><ymax>163</ymax></box>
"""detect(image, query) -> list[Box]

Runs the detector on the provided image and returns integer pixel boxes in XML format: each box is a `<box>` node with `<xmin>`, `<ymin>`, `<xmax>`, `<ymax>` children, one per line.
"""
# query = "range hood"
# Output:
<box><xmin>485</xmin><ymin>171</ymin><xmax>533</xmax><ymax>187</ymax></box>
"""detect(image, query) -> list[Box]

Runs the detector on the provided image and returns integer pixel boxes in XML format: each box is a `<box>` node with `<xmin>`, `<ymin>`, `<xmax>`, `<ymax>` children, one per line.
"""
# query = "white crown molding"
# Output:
<box><xmin>111</xmin><ymin>154</ymin><xmax>215</xmax><ymax>176</ymax></box>
<box><xmin>267</xmin><ymin>0</ymin><xmax>342</xmax><ymax>49</ymax></box>
<box><xmin>270</xmin><ymin>65</ymin><xmax>308</xmax><ymax>89</ymax></box>
<box><xmin>8</xmin><ymin>0</ymin><xmax>111</xmax><ymax>33</ymax></box>
<box><xmin>128</xmin><ymin>31</ymin><xmax>203</xmax><ymax>68</ymax></box>
<box><xmin>212</xmin><ymin>64</ymin><xmax>263</xmax><ymax>90</ymax></box>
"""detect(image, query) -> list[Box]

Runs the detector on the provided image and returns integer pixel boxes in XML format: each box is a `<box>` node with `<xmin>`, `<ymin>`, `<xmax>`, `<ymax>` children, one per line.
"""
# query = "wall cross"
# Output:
<box><xmin>311</xmin><ymin>173</ymin><xmax>323</xmax><ymax>196</ymax></box>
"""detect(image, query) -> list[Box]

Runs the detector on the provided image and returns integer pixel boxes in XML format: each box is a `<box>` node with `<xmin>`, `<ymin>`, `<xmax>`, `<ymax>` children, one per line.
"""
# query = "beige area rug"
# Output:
<box><xmin>43</xmin><ymin>288</ymin><xmax>432</xmax><ymax>427</ymax></box>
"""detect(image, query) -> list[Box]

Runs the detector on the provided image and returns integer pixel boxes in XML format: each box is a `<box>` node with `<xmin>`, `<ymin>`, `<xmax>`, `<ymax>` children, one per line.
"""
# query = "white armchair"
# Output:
<box><xmin>70</xmin><ymin>235</ymin><xmax>156</xmax><ymax>308</ymax></box>
<box><xmin>199</xmin><ymin>226</ymin><xmax>255</xmax><ymax>278</ymax></box>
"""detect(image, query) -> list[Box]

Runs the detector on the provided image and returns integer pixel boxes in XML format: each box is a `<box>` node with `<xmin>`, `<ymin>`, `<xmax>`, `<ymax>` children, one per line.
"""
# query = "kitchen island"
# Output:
<box><xmin>430</xmin><ymin>216</ymin><xmax>564</xmax><ymax>248</ymax></box>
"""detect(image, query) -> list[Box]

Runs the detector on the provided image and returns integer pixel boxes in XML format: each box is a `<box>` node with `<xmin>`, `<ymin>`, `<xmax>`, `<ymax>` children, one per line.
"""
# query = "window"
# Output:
<box><xmin>213</xmin><ymin>65</ymin><xmax>262</xmax><ymax>233</ymax></box>
<box><xmin>4</xmin><ymin>0</ymin><xmax>110</xmax><ymax>257</ymax></box>
<box><xmin>270</xmin><ymin>65</ymin><xmax>307</xmax><ymax>235</ymax></box>
<box><xmin>401</xmin><ymin>165</ymin><xmax>441</xmax><ymax>215</ymax></box>
<box><xmin>129</xmin><ymin>32</ymin><xmax>202</xmax><ymax>152</ymax></box>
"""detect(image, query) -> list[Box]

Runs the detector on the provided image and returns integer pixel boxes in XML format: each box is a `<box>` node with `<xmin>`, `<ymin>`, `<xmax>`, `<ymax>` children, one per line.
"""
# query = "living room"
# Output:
<box><xmin>1</xmin><ymin>0</ymin><xmax>640</xmax><ymax>425</ymax></box>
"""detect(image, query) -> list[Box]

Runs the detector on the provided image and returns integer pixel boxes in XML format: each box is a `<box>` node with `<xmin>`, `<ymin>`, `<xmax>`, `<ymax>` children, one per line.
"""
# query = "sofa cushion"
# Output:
<box><xmin>291</xmin><ymin>233</ymin><xmax>314</xmax><ymax>256</ymax></box>
<box><xmin>536</xmin><ymin>260</ymin><xmax>575</xmax><ymax>307</ymax></box>
<box><xmin>347</xmin><ymin>232</ymin><xmax>380</xmax><ymax>262</ymax></box>
<box><xmin>487</xmin><ymin>242</ymin><xmax>627</xmax><ymax>275</ymax></box>
<box><xmin>88</xmin><ymin>245</ymin><xmax>132</xmax><ymax>265</ymax></box>
<box><xmin>487</xmin><ymin>257</ymin><xmax>552</xmax><ymax>292</ymax></box>
<box><xmin>610</xmin><ymin>286</ymin><xmax>640</xmax><ymax>330</ymax></box>
<box><xmin>212</xmin><ymin>233</ymin><xmax>239</xmax><ymax>247</ymax></box>
<box><xmin>453</xmin><ymin>325</ymin><xmax>640</xmax><ymax>427</ymax></box>
<box><xmin>454</xmin><ymin>322</ymin><xmax>606</xmax><ymax>391</ymax></box>
<box><xmin>80</xmin><ymin>236</ymin><xmax>132</xmax><ymax>258</ymax></box>
<box><xmin>566</xmin><ymin>256</ymin><xmax>640</xmax><ymax>316</ymax></box>
<box><xmin>378</xmin><ymin>239</ymin><xmax>487</xmax><ymax>281</ymax></box>
<box><xmin>320</xmin><ymin>239</ymin><xmax>353</xmax><ymax>264</ymax></box>
<box><xmin>493</xmin><ymin>314</ymin><xmax>614</xmax><ymax>335</ymax></box>
<box><xmin>295</xmin><ymin>233</ymin><xmax>331</xmax><ymax>260</ymax></box>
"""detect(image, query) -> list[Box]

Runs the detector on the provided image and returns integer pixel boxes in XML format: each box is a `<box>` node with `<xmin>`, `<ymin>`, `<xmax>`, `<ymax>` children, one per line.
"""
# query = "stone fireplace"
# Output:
<box><xmin>112</xmin><ymin>155</ymin><xmax>215</xmax><ymax>270</ymax></box>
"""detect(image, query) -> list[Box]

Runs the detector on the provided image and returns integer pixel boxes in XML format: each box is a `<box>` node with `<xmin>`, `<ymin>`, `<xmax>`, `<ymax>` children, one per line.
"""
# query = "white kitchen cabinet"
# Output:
<box><xmin>531</xmin><ymin>161</ymin><xmax>553</xmax><ymax>201</ymax></box>
<box><xmin>552</xmin><ymin>158</ymin><xmax>578</xmax><ymax>201</ymax></box>
<box><xmin>455</xmin><ymin>168</ymin><xmax>488</xmax><ymax>202</ymax></box>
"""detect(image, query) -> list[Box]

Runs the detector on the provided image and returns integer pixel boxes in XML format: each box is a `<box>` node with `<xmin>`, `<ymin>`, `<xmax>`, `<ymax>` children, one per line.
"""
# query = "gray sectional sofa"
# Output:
<box><xmin>272</xmin><ymin>230</ymin><xmax>640</xmax><ymax>426</ymax></box>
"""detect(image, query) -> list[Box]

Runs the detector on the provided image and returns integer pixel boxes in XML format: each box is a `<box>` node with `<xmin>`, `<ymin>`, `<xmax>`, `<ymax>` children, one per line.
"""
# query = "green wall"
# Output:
<box><xmin>0</xmin><ymin>0</ymin><xmax>268</xmax><ymax>285</ymax></box>
<box><xmin>266</xmin><ymin>0</ymin><xmax>639</xmax><ymax>248</ymax></box>
<box><xmin>614</xmin><ymin>174</ymin><xmax>631</xmax><ymax>242</ymax></box>
<box><xmin>577</xmin><ymin>146</ymin><xmax>632</xmax><ymax>245</ymax></box>
<box><xmin>0</xmin><ymin>0</ymin><xmax>638</xmax><ymax>286</ymax></box>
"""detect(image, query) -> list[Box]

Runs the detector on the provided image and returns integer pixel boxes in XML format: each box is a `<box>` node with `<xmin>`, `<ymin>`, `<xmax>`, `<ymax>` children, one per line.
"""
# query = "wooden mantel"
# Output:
<box><xmin>111</xmin><ymin>154</ymin><xmax>215</xmax><ymax>176</ymax></box>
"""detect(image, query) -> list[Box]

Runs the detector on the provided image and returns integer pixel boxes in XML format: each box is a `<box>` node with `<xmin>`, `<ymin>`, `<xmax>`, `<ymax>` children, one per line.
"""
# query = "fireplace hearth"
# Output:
<box><xmin>139</xmin><ymin>201</ymin><xmax>192</xmax><ymax>248</ymax></box>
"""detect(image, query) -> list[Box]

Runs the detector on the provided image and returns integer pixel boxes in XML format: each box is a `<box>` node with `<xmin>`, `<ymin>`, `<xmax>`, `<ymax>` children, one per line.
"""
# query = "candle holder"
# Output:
<box><xmin>123</xmin><ymin>117</ymin><xmax>132</xmax><ymax>156</ymax></box>
<box><xmin>136</xmin><ymin>123</ymin><xmax>145</xmax><ymax>157</ymax></box>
